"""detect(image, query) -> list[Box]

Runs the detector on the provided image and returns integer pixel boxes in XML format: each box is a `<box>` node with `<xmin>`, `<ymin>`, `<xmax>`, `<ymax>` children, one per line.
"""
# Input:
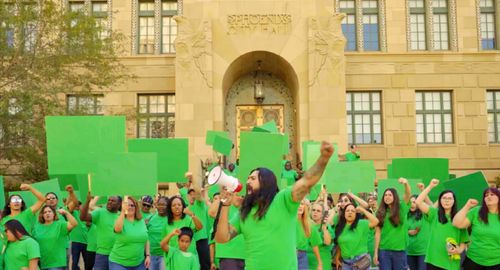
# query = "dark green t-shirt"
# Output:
<box><xmin>307</xmin><ymin>223</ymin><xmax>334</xmax><ymax>270</ymax></box>
<box><xmin>189</xmin><ymin>200</ymin><xmax>208</xmax><ymax>241</ymax></box>
<box><xmin>281</xmin><ymin>169</ymin><xmax>299</xmax><ymax>187</ymax></box>
<box><xmin>163</xmin><ymin>216</ymin><xmax>197</xmax><ymax>254</ymax></box>
<box><xmin>91</xmin><ymin>208</ymin><xmax>120</xmax><ymax>255</ymax></box>
<box><xmin>4</xmin><ymin>236</ymin><xmax>40</xmax><ymax>270</ymax></box>
<box><xmin>147</xmin><ymin>213</ymin><xmax>169</xmax><ymax>256</ymax></box>
<box><xmin>109</xmin><ymin>219</ymin><xmax>149</xmax><ymax>267</ymax></box>
<box><xmin>231</xmin><ymin>187</ymin><xmax>300</xmax><ymax>270</ymax></box>
<box><xmin>407</xmin><ymin>214</ymin><xmax>429</xmax><ymax>256</ymax></box>
<box><xmin>338</xmin><ymin>219</ymin><xmax>370</xmax><ymax>259</ymax></box>
<box><xmin>165</xmin><ymin>246</ymin><xmax>200</xmax><ymax>270</ymax></box>
<box><xmin>378</xmin><ymin>201</ymin><xmax>410</xmax><ymax>251</ymax></box>
<box><xmin>69</xmin><ymin>210</ymin><xmax>88</xmax><ymax>244</ymax></box>
<box><xmin>1</xmin><ymin>209</ymin><xmax>36</xmax><ymax>233</ymax></box>
<box><xmin>33</xmin><ymin>220</ymin><xmax>69</xmax><ymax>268</ymax></box>
<box><xmin>466</xmin><ymin>206</ymin><xmax>500</xmax><ymax>266</ymax></box>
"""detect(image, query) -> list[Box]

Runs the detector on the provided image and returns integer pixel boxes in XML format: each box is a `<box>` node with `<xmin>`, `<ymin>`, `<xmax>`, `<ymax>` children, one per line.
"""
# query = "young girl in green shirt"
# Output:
<box><xmin>4</xmin><ymin>219</ymin><xmax>40</xmax><ymax>270</ymax></box>
<box><xmin>407</xmin><ymin>195</ymin><xmax>429</xmax><ymax>270</ymax></box>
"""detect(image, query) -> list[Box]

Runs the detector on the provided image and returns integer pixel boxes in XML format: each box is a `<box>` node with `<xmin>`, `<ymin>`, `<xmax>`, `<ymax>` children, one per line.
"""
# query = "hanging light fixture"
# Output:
<box><xmin>254</xmin><ymin>60</ymin><xmax>264</xmax><ymax>104</ymax></box>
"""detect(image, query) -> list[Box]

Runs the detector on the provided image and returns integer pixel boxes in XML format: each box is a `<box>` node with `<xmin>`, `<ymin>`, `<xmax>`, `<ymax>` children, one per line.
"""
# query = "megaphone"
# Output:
<box><xmin>208</xmin><ymin>166</ymin><xmax>243</xmax><ymax>193</ymax></box>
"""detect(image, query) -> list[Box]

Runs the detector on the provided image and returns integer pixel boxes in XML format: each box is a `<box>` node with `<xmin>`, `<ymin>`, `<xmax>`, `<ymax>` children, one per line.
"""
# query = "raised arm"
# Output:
<box><xmin>184</xmin><ymin>208</ymin><xmax>203</xmax><ymax>231</ymax></box>
<box><xmin>114</xmin><ymin>200</ymin><xmax>128</xmax><ymax>233</ymax></box>
<box><xmin>415</xmin><ymin>179</ymin><xmax>439</xmax><ymax>214</ymax></box>
<box><xmin>416</xmin><ymin>182</ymin><xmax>433</xmax><ymax>206</ymax></box>
<box><xmin>399</xmin><ymin>178</ymin><xmax>412</xmax><ymax>203</ymax></box>
<box><xmin>58</xmin><ymin>209</ymin><xmax>78</xmax><ymax>231</ymax></box>
<box><xmin>65</xmin><ymin>185</ymin><xmax>79</xmax><ymax>213</ymax></box>
<box><xmin>160</xmin><ymin>229</ymin><xmax>180</xmax><ymax>253</ymax></box>
<box><xmin>357</xmin><ymin>206</ymin><xmax>379</xmax><ymax>228</ymax></box>
<box><xmin>321</xmin><ymin>224</ymin><xmax>332</xmax><ymax>246</ymax></box>
<box><xmin>214</xmin><ymin>195</ymin><xmax>238</xmax><ymax>244</ymax></box>
<box><xmin>292</xmin><ymin>142</ymin><xmax>334</xmax><ymax>202</ymax></box>
<box><xmin>187</xmin><ymin>172</ymin><xmax>203</xmax><ymax>202</ymax></box>
<box><xmin>453</xmin><ymin>199</ymin><xmax>477</xmax><ymax>229</ymax></box>
<box><xmin>348</xmin><ymin>191</ymin><xmax>369</xmax><ymax>209</ymax></box>
<box><xmin>80</xmin><ymin>192</ymin><xmax>93</xmax><ymax>222</ymax></box>
<box><xmin>20</xmin><ymin>184</ymin><xmax>45</xmax><ymax>213</ymax></box>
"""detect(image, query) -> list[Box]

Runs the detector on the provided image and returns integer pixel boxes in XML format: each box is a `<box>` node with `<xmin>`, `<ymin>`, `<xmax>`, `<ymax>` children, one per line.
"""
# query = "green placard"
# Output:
<box><xmin>213</xmin><ymin>135</ymin><xmax>233</xmax><ymax>156</ymax></box>
<box><xmin>252</xmin><ymin>120</ymin><xmax>279</xmax><ymax>133</ymax></box>
<box><xmin>61</xmin><ymin>190</ymin><xmax>81</xmax><ymax>202</ymax></box>
<box><xmin>237</xmin><ymin>132</ymin><xmax>284</xmax><ymax>192</ymax></box>
<box><xmin>128</xmin><ymin>138</ymin><xmax>189</xmax><ymax>183</ymax></box>
<box><xmin>443</xmin><ymin>171</ymin><xmax>489</xmax><ymax>209</ymax></box>
<box><xmin>91</xmin><ymin>153</ymin><xmax>157</xmax><ymax>196</ymax></box>
<box><xmin>387</xmin><ymin>164</ymin><xmax>393</xmax><ymax>178</ymax></box>
<box><xmin>302</xmin><ymin>141</ymin><xmax>339</xmax><ymax>200</ymax></box>
<box><xmin>391</xmin><ymin>158</ymin><xmax>449</xmax><ymax>200</ymax></box>
<box><xmin>377</xmin><ymin>178</ymin><xmax>422</xmax><ymax>204</ymax></box>
<box><xmin>50</xmin><ymin>174</ymin><xmax>88</xmax><ymax>191</ymax></box>
<box><xmin>205</xmin><ymin>131</ymin><xmax>229</xmax><ymax>146</ymax></box>
<box><xmin>328</xmin><ymin>161</ymin><xmax>376</xmax><ymax>194</ymax></box>
<box><xmin>0</xmin><ymin>176</ymin><xmax>5</xmax><ymax>209</ymax></box>
<box><xmin>46</xmin><ymin>116</ymin><xmax>126</xmax><ymax>175</ymax></box>
<box><xmin>9</xmin><ymin>179</ymin><xmax>62</xmax><ymax>207</ymax></box>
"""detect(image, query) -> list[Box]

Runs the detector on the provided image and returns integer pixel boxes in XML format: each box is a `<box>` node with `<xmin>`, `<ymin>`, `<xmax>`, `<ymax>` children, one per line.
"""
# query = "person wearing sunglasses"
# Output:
<box><xmin>141</xmin><ymin>196</ymin><xmax>155</xmax><ymax>222</ymax></box>
<box><xmin>1</xmin><ymin>183</ymin><xmax>46</xmax><ymax>234</ymax></box>
<box><xmin>109</xmin><ymin>196</ymin><xmax>150</xmax><ymax>270</ymax></box>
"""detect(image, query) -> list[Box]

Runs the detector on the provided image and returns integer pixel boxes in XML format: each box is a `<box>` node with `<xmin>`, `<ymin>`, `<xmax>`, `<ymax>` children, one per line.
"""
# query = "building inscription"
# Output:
<box><xmin>227</xmin><ymin>14</ymin><xmax>292</xmax><ymax>34</ymax></box>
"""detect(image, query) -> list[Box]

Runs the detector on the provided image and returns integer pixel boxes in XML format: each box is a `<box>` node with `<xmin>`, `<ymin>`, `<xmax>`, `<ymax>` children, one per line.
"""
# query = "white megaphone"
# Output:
<box><xmin>208</xmin><ymin>166</ymin><xmax>243</xmax><ymax>193</ymax></box>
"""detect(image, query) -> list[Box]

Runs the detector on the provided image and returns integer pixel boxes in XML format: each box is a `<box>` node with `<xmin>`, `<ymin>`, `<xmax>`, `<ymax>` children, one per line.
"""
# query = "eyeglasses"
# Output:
<box><xmin>128</xmin><ymin>204</ymin><xmax>136</xmax><ymax>208</ymax></box>
<box><xmin>46</xmin><ymin>197</ymin><xmax>57</xmax><ymax>201</ymax></box>
<box><xmin>143</xmin><ymin>204</ymin><xmax>152</xmax><ymax>208</ymax></box>
<box><xmin>10</xmin><ymin>198</ymin><xmax>22</xmax><ymax>203</ymax></box>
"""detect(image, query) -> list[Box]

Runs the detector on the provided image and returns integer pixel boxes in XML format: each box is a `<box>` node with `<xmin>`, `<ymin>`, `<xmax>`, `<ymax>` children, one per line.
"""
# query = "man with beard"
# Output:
<box><xmin>80</xmin><ymin>194</ymin><xmax>121</xmax><ymax>270</ymax></box>
<box><xmin>215</xmin><ymin>141</ymin><xmax>334</xmax><ymax>270</ymax></box>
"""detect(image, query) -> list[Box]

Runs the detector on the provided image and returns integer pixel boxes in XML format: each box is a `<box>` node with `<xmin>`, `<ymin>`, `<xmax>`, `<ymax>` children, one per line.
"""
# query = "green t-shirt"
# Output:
<box><xmin>338</xmin><ymin>219</ymin><xmax>370</xmax><ymax>259</ymax></box>
<box><xmin>215</xmin><ymin>206</ymin><xmax>245</xmax><ymax>260</ymax></box>
<box><xmin>86</xmin><ymin>224</ymin><xmax>97</xmax><ymax>252</ymax></box>
<box><xmin>345</xmin><ymin>152</ymin><xmax>360</xmax><ymax>161</ymax></box>
<box><xmin>231</xmin><ymin>186</ymin><xmax>300</xmax><ymax>270</ymax></box>
<box><xmin>179</xmin><ymin>188</ymin><xmax>189</xmax><ymax>205</ymax></box>
<box><xmin>142</xmin><ymin>211</ymin><xmax>153</xmax><ymax>222</ymax></box>
<box><xmin>4</xmin><ymin>236</ymin><xmax>40</xmax><ymax>270</ymax></box>
<box><xmin>281</xmin><ymin>169</ymin><xmax>299</xmax><ymax>187</ymax></box>
<box><xmin>406</xmin><ymin>214</ymin><xmax>430</xmax><ymax>256</ymax></box>
<box><xmin>424</xmin><ymin>207</ymin><xmax>469</xmax><ymax>270</ymax></box>
<box><xmin>165</xmin><ymin>246</ymin><xmax>200</xmax><ymax>270</ymax></box>
<box><xmin>147</xmin><ymin>213</ymin><xmax>169</xmax><ymax>256</ymax></box>
<box><xmin>109</xmin><ymin>219</ymin><xmax>149</xmax><ymax>267</ymax></box>
<box><xmin>296</xmin><ymin>218</ymin><xmax>321</xmax><ymax>251</ymax></box>
<box><xmin>33</xmin><ymin>220</ymin><xmax>69</xmax><ymax>269</ymax></box>
<box><xmin>189</xmin><ymin>200</ymin><xmax>208</xmax><ymax>241</ymax></box>
<box><xmin>307</xmin><ymin>223</ymin><xmax>334</xmax><ymax>270</ymax></box>
<box><xmin>69</xmin><ymin>210</ymin><xmax>88</xmax><ymax>244</ymax></box>
<box><xmin>91</xmin><ymin>208</ymin><xmax>120</xmax><ymax>255</ymax></box>
<box><xmin>163</xmin><ymin>216</ymin><xmax>197</xmax><ymax>254</ymax></box>
<box><xmin>0</xmin><ymin>226</ymin><xmax>6</xmax><ymax>270</ymax></box>
<box><xmin>466</xmin><ymin>206</ymin><xmax>500</xmax><ymax>266</ymax></box>
<box><xmin>378</xmin><ymin>201</ymin><xmax>410</xmax><ymax>251</ymax></box>
<box><xmin>1</xmin><ymin>209</ymin><xmax>36</xmax><ymax>233</ymax></box>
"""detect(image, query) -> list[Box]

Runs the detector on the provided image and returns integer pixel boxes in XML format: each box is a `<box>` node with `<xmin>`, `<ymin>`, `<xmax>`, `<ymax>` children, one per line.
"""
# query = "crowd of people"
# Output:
<box><xmin>0</xmin><ymin>142</ymin><xmax>499</xmax><ymax>270</ymax></box>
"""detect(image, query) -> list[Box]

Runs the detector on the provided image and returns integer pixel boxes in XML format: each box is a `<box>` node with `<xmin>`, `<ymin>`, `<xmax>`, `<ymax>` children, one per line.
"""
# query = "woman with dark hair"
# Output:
<box><xmin>109</xmin><ymin>196</ymin><xmax>150</xmax><ymax>269</ymax></box>
<box><xmin>334</xmin><ymin>203</ymin><xmax>379</xmax><ymax>270</ymax></box>
<box><xmin>33</xmin><ymin>205</ymin><xmax>78</xmax><ymax>269</ymax></box>
<box><xmin>4</xmin><ymin>219</ymin><xmax>40</xmax><ymax>270</ymax></box>
<box><xmin>453</xmin><ymin>187</ymin><xmax>500</xmax><ymax>269</ymax></box>
<box><xmin>147</xmin><ymin>196</ymin><xmax>169</xmax><ymax>270</ymax></box>
<box><xmin>415</xmin><ymin>179</ymin><xmax>469</xmax><ymax>270</ymax></box>
<box><xmin>164</xmin><ymin>195</ymin><xmax>202</xmax><ymax>254</ymax></box>
<box><xmin>1</xmin><ymin>184</ymin><xmax>46</xmax><ymax>233</ymax></box>
<box><xmin>406</xmin><ymin>194</ymin><xmax>429</xmax><ymax>270</ymax></box>
<box><xmin>373</xmin><ymin>178</ymin><xmax>411</xmax><ymax>270</ymax></box>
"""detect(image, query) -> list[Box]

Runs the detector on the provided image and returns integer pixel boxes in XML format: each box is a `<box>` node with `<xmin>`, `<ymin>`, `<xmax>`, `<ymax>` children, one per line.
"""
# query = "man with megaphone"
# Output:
<box><xmin>214</xmin><ymin>141</ymin><xmax>334</xmax><ymax>270</ymax></box>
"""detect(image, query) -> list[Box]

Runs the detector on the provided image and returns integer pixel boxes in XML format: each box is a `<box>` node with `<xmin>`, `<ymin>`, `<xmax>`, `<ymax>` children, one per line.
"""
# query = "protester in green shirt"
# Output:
<box><xmin>164</xmin><ymin>196</ymin><xmax>203</xmax><ymax>255</ymax></box>
<box><xmin>335</xmin><ymin>203</ymin><xmax>379</xmax><ymax>270</ymax></box>
<box><xmin>33</xmin><ymin>206</ymin><xmax>77</xmax><ymax>269</ymax></box>
<box><xmin>308</xmin><ymin>202</ymin><xmax>333</xmax><ymax>270</ymax></box>
<box><xmin>141</xmin><ymin>195</ymin><xmax>155</xmax><ymax>222</ymax></box>
<box><xmin>374</xmin><ymin>178</ymin><xmax>411</xmax><ymax>270</ymax></box>
<box><xmin>1</xmin><ymin>184</ymin><xmax>45</xmax><ymax>233</ymax></box>
<box><xmin>147</xmin><ymin>196</ymin><xmax>169</xmax><ymax>270</ymax></box>
<box><xmin>4</xmin><ymin>219</ymin><xmax>40</xmax><ymax>270</ymax></box>
<box><xmin>416</xmin><ymin>179</ymin><xmax>469</xmax><ymax>270</ymax></box>
<box><xmin>161</xmin><ymin>227</ymin><xmax>200</xmax><ymax>270</ymax></box>
<box><xmin>453</xmin><ymin>187</ymin><xmax>500</xmax><ymax>269</ymax></box>
<box><xmin>80</xmin><ymin>193</ymin><xmax>121</xmax><ymax>270</ymax></box>
<box><xmin>296</xmin><ymin>200</ymin><xmax>322</xmax><ymax>270</ymax></box>
<box><xmin>281</xmin><ymin>161</ymin><xmax>299</xmax><ymax>187</ymax></box>
<box><xmin>109</xmin><ymin>196</ymin><xmax>150</xmax><ymax>269</ymax></box>
<box><xmin>407</xmin><ymin>195</ymin><xmax>429</xmax><ymax>270</ymax></box>
<box><xmin>339</xmin><ymin>144</ymin><xmax>360</xmax><ymax>161</ymax></box>
<box><xmin>215</xmin><ymin>141</ymin><xmax>334</xmax><ymax>270</ymax></box>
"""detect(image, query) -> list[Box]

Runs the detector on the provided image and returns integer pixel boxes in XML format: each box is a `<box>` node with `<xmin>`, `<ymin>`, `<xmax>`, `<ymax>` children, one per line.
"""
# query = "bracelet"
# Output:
<box><xmin>146</xmin><ymin>254</ymin><xmax>150</xmax><ymax>257</ymax></box>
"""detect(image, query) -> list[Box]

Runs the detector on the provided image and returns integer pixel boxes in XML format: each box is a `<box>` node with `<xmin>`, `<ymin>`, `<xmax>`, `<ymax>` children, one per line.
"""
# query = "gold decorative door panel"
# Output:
<box><xmin>236</xmin><ymin>105</ymin><xmax>284</xmax><ymax>155</ymax></box>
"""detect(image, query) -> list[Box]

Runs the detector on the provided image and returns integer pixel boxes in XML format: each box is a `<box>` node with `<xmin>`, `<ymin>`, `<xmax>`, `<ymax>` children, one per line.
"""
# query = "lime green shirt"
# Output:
<box><xmin>378</xmin><ymin>201</ymin><xmax>410</xmax><ymax>251</ymax></box>
<box><xmin>231</xmin><ymin>186</ymin><xmax>300</xmax><ymax>270</ymax></box>
<box><xmin>466</xmin><ymin>206</ymin><xmax>500</xmax><ymax>266</ymax></box>
<box><xmin>69</xmin><ymin>210</ymin><xmax>88</xmax><ymax>244</ymax></box>
<box><xmin>281</xmin><ymin>169</ymin><xmax>299</xmax><ymax>187</ymax></box>
<box><xmin>338</xmin><ymin>219</ymin><xmax>370</xmax><ymax>259</ymax></box>
<box><xmin>4</xmin><ymin>236</ymin><xmax>40</xmax><ymax>270</ymax></box>
<box><xmin>407</xmin><ymin>214</ymin><xmax>429</xmax><ymax>256</ymax></box>
<box><xmin>1</xmin><ymin>209</ymin><xmax>36</xmax><ymax>233</ymax></box>
<box><xmin>0</xmin><ymin>226</ymin><xmax>6</xmax><ymax>270</ymax></box>
<box><xmin>424</xmin><ymin>207</ymin><xmax>469</xmax><ymax>270</ymax></box>
<box><xmin>109</xmin><ymin>219</ymin><xmax>149</xmax><ymax>267</ymax></box>
<box><xmin>163</xmin><ymin>216</ymin><xmax>197</xmax><ymax>254</ymax></box>
<box><xmin>165</xmin><ymin>246</ymin><xmax>200</xmax><ymax>270</ymax></box>
<box><xmin>190</xmin><ymin>200</ymin><xmax>208</xmax><ymax>241</ymax></box>
<box><xmin>86</xmin><ymin>224</ymin><xmax>97</xmax><ymax>252</ymax></box>
<box><xmin>147</xmin><ymin>213</ymin><xmax>169</xmax><ymax>256</ymax></box>
<box><xmin>91</xmin><ymin>208</ymin><xmax>120</xmax><ymax>255</ymax></box>
<box><xmin>215</xmin><ymin>206</ymin><xmax>245</xmax><ymax>260</ymax></box>
<box><xmin>307</xmin><ymin>223</ymin><xmax>334</xmax><ymax>270</ymax></box>
<box><xmin>33</xmin><ymin>220</ymin><xmax>69</xmax><ymax>269</ymax></box>
<box><xmin>345</xmin><ymin>152</ymin><xmax>360</xmax><ymax>161</ymax></box>
<box><xmin>142</xmin><ymin>211</ymin><xmax>153</xmax><ymax>221</ymax></box>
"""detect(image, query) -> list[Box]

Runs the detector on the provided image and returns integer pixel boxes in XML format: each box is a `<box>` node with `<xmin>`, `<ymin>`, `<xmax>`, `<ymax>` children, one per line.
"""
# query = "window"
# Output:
<box><xmin>487</xmin><ymin>91</ymin><xmax>500</xmax><ymax>143</ymax></box>
<box><xmin>161</xmin><ymin>1</ymin><xmax>178</xmax><ymax>53</ymax></box>
<box><xmin>24</xmin><ymin>21</ymin><xmax>36</xmax><ymax>52</ymax></box>
<box><xmin>432</xmin><ymin>0</ymin><xmax>449</xmax><ymax>50</ymax></box>
<box><xmin>138</xmin><ymin>2</ymin><xmax>155</xmax><ymax>54</ymax></box>
<box><xmin>480</xmin><ymin>0</ymin><xmax>496</xmax><ymax>50</ymax></box>
<box><xmin>69</xmin><ymin>2</ymin><xmax>84</xmax><ymax>12</ymax></box>
<box><xmin>416</xmin><ymin>91</ymin><xmax>453</xmax><ymax>144</ymax></box>
<box><xmin>362</xmin><ymin>0</ymin><xmax>379</xmax><ymax>51</ymax></box>
<box><xmin>92</xmin><ymin>1</ymin><xmax>109</xmax><ymax>39</ymax></box>
<box><xmin>340</xmin><ymin>0</ymin><xmax>357</xmax><ymax>51</ymax></box>
<box><xmin>67</xmin><ymin>95</ymin><xmax>104</xmax><ymax>115</ymax></box>
<box><xmin>346</xmin><ymin>92</ymin><xmax>382</xmax><ymax>144</ymax></box>
<box><xmin>137</xmin><ymin>94</ymin><xmax>175</xmax><ymax>138</ymax></box>
<box><xmin>409</xmin><ymin>0</ymin><xmax>426</xmax><ymax>50</ymax></box>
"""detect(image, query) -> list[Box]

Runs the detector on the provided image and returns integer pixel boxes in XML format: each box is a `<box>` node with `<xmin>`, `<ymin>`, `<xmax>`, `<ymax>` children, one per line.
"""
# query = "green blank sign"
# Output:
<box><xmin>0</xmin><ymin>176</ymin><xmax>5</xmax><ymax>209</ymax></box>
<box><xmin>328</xmin><ymin>161</ymin><xmax>376</xmax><ymax>194</ymax></box>
<box><xmin>443</xmin><ymin>171</ymin><xmax>489</xmax><ymax>209</ymax></box>
<box><xmin>128</xmin><ymin>138</ymin><xmax>189</xmax><ymax>183</ymax></box>
<box><xmin>377</xmin><ymin>178</ymin><xmax>422</xmax><ymax>204</ymax></box>
<box><xmin>205</xmin><ymin>131</ymin><xmax>229</xmax><ymax>146</ymax></box>
<box><xmin>213</xmin><ymin>135</ymin><xmax>233</xmax><ymax>156</ymax></box>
